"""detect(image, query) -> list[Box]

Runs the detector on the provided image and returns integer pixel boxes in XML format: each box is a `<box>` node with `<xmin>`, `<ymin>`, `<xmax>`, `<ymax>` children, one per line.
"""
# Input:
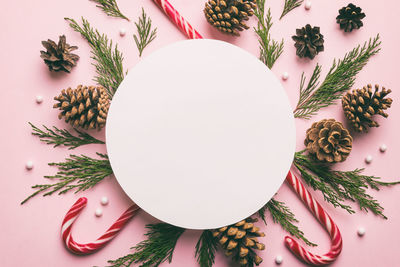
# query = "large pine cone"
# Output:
<box><xmin>342</xmin><ymin>84</ymin><xmax>392</xmax><ymax>132</ymax></box>
<box><xmin>53</xmin><ymin>85</ymin><xmax>110</xmax><ymax>130</ymax></box>
<box><xmin>304</xmin><ymin>119</ymin><xmax>353</xmax><ymax>163</ymax></box>
<box><xmin>204</xmin><ymin>0</ymin><xmax>256</xmax><ymax>36</ymax></box>
<box><xmin>212</xmin><ymin>218</ymin><xmax>265</xmax><ymax>266</ymax></box>
<box><xmin>292</xmin><ymin>24</ymin><xmax>324</xmax><ymax>59</ymax></box>
<box><xmin>336</xmin><ymin>3</ymin><xmax>366</xmax><ymax>32</ymax></box>
<box><xmin>40</xmin><ymin>35</ymin><xmax>79</xmax><ymax>73</ymax></box>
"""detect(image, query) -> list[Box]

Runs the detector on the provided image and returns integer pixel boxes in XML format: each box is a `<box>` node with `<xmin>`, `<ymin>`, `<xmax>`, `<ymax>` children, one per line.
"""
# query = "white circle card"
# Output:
<box><xmin>106</xmin><ymin>39</ymin><xmax>296</xmax><ymax>229</ymax></box>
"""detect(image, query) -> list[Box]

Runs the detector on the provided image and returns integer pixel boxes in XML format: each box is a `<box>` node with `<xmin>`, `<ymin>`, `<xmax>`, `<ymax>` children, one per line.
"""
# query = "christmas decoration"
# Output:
<box><xmin>304</xmin><ymin>119</ymin><xmax>353</xmax><ymax>163</ymax></box>
<box><xmin>292</xmin><ymin>24</ymin><xmax>324</xmax><ymax>59</ymax></box>
<box><xmin>90</xmin><ymin>0</ymin><xmax>130</xmax><ymax>21</ymax></box>
<box><xmin>280</xmin><ymin>0</ymin><xmax>303</xmax><ymax>19</ymax></box>
<box><xmin>336</xmin><ymin>3</ymin><xmax>366</xmax><ymax>33</ymax></box>
<box><xmin>204</xmin><ymin>0</ymin><xmax>256</xmax><ymax>36</ymax></box>
<box><xmin>40</xmin><ymin>35</ymin><xmax>79</xmax><ymax>73</ymax></box>
<box><xmin>134</xmin><ymin>8</ymin><xmax>157</xmax><ymax>57</ymax></box>
<box><xmin>53</xmin><ymin>85</ymin><xmax>110</xmax><ymax>130</ymax></box>
<box><xmin>212</xmin><ymin>217</ymin><xmax>265</xmax><ymax>266</ymax></box>
<box><xmin>342</xmin><ymin>84</ymin><xmax>393</xmax><ymax>132</ymax></box>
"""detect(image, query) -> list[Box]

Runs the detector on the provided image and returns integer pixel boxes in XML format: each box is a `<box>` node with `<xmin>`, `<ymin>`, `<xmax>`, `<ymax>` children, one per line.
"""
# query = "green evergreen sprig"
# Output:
<box><xmin>29</xmin><ymin>123</ymin><xmax>104</xmax><ymax>150</ymax></box>
<box><xmin>195</xmin><ymin>230</ymin><xmax>218</xmax><ymax>267</ymax></box>
<box><xmin>294</xmin><ymin>34</ymin><xmax>381</xmax><ymax>119</ymax></box>
<box><xmin>280</xmin><ymin>0</ymin><xmax>304</xmax><ymax>20</ymax></box>
<box><xmin>21</xmin><ymin>153</ymin><xmax>112</xmax><ymax>204</ymax></box>
<box><xmin>134</xmin><ymin>8</ymin><xmax>157</xmax><ymax>57</ymax></box>
<box><xmin>90</xmin><ymin>0</ymin><xmax>130</xmax><ymax>21</ymax></box>
<box><xmin>107</xmin><ymin>223</ymin><xmax>185</xmax><ymax>267</ymax></box>
<box><xmin>294</xmin><ymin>150</ymin><xmax>400</xmax><ymax>219</ymax></box>
<box><xmin>254</xmin><ymin>0</ymin><xmax>284</xmax><ymax>69</ymax></box>
<box><xmin>65</xmin><ymin>17</ymin><xmax>125</xmax><ymax>98</ymax></box>
<box><xmin>259</xmin><ymin>198</ymin><xmax>316</xmax><ymax>246</ymax></box>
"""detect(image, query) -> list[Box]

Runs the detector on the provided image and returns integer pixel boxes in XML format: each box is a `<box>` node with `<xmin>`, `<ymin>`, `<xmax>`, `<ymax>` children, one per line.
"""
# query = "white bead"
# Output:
<box><xmin>95</xmin><ymin>208</ymin><xmax>103</xmax><ymax>217</ymax></box>
<box><xmin>25</xmin><ymin>160</ymin><xmax>34</xmax><ymax>170</ymax></box>
<box><xmin>119</xmin><ymin>28</ymin><xmax>126</xmax><ymax>37</ymax></box>
<box><xmin>275</xmin><ymin>255</ymin><xmax>283</xmax><ymax>265</ymax></box>
<box><xmin>305</xmin><ymin>1</ymin><xmax>312</xmax><ymax>10</ymax></box>
<box><xmin>100</xmin><ymin>196</ymin><xmax>109</xmax><ymax>205</ymax></box>
<box><xmin>36</xmin><ymin>95</ymin><xmax>43</xmax><ymax>104</ymax></box>
<box><xmin>379</xmin><ymin>144</ymin><xmax>387</xmax><ymax>153</ymax></box>
<box><xmin>357</xmin><ymin>227</ymin><xmax>366</xmax><ymax>236</ymax></box>
<box><xmin>282</xmin><ymin>72</ymin><xmax>289</xmax><ymax>81</ymax></box>
<box><xmin>365</xmin><ymin>155</ymin><xmax>373</xmax><ymax>164</ymax></box>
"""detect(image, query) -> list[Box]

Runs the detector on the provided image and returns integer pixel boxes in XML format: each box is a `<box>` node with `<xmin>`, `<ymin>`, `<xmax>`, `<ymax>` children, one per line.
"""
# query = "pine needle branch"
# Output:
<box><xmin>280</xmin><ymin>0</ymin><xmax>304</xmax><ymax>20</ymax></box>
<box><xmin>294</xmin><ymin>34</ymin><xmax>381</xmax><ymax>119</ymax></box>
<box><xmin>293</xmin><ymin>150</ymin><xmax>400</xmax><ymax>219</ymax></box>
<box><xmin>107</xmin><ymin>223</ymin><xmax>185</xmax><ymax>267</ymax></box>
<box><xmin>254</xmin><ymin>0</ymin><xmax>284</xmax><ymax>69</ymax></box>
<box><xmin>65</xmin><ymin>17</ymin><xmax>125</xmax><ymax>98</ymax></box>
<box><xmin>195</xmin><ymin>230</ymin><xmax>218</xmax><ymax>267</ymax></box>
<box><xmin>134</xmin><ymin>8</ymin><xmax>157</xmax><ymax>57</ymax></box>
<box><xmin>90</xmin><ymin>0</ymin><xmax>130</xmax><ymax>21</ymax></box>
<box><xmin>29</xmin><ymin>122</ymin><xmax>104</xmax><ymax>149</ymax></box>
<box><xmin>21</xmin><ymin>153</ymin><xmax>112</xmax><ymax>204</ymax></box>
<box><xmin>259</xmin><ymin>198</ymin><xmax>316</xmax><ymax>246</ymax></box>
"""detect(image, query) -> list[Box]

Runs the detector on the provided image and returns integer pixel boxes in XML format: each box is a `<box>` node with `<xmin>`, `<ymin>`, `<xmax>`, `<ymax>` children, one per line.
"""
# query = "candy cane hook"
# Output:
<box><xmin>61</xmin><ymin>197</ymin><xmax>140</xmax><ymax>254</ymax></box>
<box><xmin>285</xmin><ymin>171</ymin><xmax>343</xmax><ymax>265</ymax></box>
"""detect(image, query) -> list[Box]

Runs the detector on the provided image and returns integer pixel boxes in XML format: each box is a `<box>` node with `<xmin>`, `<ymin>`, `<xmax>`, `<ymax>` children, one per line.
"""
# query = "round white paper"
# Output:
<box><xmin>106</xmin><ymin>39</ymin><xmax>296</xmax><ymax>229</ymax></box>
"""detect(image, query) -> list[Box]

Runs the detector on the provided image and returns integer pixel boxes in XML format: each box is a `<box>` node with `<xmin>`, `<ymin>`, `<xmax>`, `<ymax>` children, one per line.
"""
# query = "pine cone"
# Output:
<box><xmin>53</xmin><ymin>85</ymin><xmax>110</xmax><ymax>130</ymax></box>
<box><xmin>204</xmin><ymin>0</ymin><xmax>256</xmax><ymax>36</ymax></box>
<box><xmin>342</xmin><ymin>84</ymin><xmax>393</xmax><ymax>132</ymax></box>
<box><xmin>336</xmin><ymin>3</ymin><xmax>366</xmax><ymax>32</ymax></box>
<box><xmin>292</xmin><ymin>24</ymin><xmax>324</xmax><ymax>59</ymax></box>
<box><xmin>304</xmin><ymin>119</ymin><xmax>353</xmax><ymax>163</ymax></box>
<box><xmin>212</xmin><ymin>218</ymin><xmax>265</xmax><ymax>266</ymax></box>
<box><xmin>40</xmin><ymin>35</ymin><xmax>79</xmax><ymax>73</ymax></box>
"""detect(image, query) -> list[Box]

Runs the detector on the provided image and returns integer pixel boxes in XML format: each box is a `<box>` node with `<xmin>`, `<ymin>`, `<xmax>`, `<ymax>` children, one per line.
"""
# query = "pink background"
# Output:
<box><xmin>1</xmin><ymin>0</ymin><xmax>400</xmax><ymax>266</ymax></box>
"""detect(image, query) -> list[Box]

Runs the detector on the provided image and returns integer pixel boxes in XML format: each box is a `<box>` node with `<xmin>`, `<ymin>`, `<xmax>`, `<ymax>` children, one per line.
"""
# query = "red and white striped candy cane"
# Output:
<box><xmin>61</xmin><ymin>197</ymin><xmax>140</xmax><ymax>254</ymax></box>
<box><xmin>285</xmin><ymin>171</ymin><xmax>343</xmax><ymax>265</ymax></box>
<box><xmin>152</xmin><ymin>0</ymin><xmax>203</xmax><ymax>39</ymax></box>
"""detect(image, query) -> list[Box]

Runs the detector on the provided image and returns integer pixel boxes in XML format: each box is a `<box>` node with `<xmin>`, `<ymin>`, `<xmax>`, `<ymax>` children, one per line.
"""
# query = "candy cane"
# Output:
<box><xmin>61</xmin><ymin>197</ymin><xmax>140</xmax><ymax>254</ymax></box>
<box><xmin>285</xmin><ymin>171</ymin><xmax>343</xmax><ymax>265</ymax></box>
<box><xmin>152</xmin><ymin>0</ymin><xmax>203</xmax><ymax>39</ymax></box>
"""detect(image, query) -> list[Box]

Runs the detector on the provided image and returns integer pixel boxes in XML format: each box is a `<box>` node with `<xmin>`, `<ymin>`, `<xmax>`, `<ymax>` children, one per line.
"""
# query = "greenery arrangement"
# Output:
<box><xmin>280</xmin><ymin>0</ymin><xmax>304</xmax><ymax>20</ymax></box>
<box><xmin>195</xmin><ymin>230</ymin><xmax>219</xmax><ymax>267</ymax></box>
<box><xmin>90</xmin><ymin>0</ymin><xmax>130</xmax><ymax>21</ymax></box>
<box><xmin>134</xmin><ymin>8</ymin><xmax>158</xmax><ymax>57</ymax></box>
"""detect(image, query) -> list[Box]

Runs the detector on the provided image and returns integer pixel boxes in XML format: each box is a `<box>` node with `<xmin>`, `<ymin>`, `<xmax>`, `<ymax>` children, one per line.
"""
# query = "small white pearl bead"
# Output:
<box><xmin>95</xmin><ymin>208</ymin><xmax>103</xmax><ymax>217</ymax></box>
<box><xmin>305</xmin><ymin>1</ymin><xmax>312</xmax><ymax>10</ymax></box>
<box><xmin>100</xmin><ymin>196</ymin><xmax>109</xmax><ymax>206</ymax></box>
<box><xmin>36</xmin><ymin>95</ymin><xmax>43</xmax><ymax>104</ymax></box>
<box><xmin>119</xmin><ymin>28</ymin><xmax>126</xmax><ymax>37</ymax></box>
<box><xmin>379</xmin><ymin>144</ymin><xmax>387</xmax><ymax>153</ymax></box>
<box><xmin>357</xmin><ymin>227</ymin><xmax>366</xmax><ymax>236</ymax></box>
<box><xmin>26</xmin><ymin>160</ymin><xmax>34</xmax><ymax>170</ymax></box>
<box><xmin>282</xmin><ymin>72</ymin><xmax>289</xmax><ymax>81</ymax></box>
<box><xmin>365</xmin><ymin>155</ymin><xmax>373</xmax><ymax>164</ymax></box>
<box><xmin>275</xmin><ymin>255</ymin><xmax>283</xmax><ymax>265</ymax></box>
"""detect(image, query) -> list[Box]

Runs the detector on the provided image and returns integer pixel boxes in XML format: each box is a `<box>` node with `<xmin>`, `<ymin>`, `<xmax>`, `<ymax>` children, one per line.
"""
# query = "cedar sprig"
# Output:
<box><xmin>65</xmin><ymin>17</ymin><xmax>125</xmax><ymax>98</ymax></box>
<box><xmin>29</xmin><ymin>123</ymin><xmax>104</xmax><ymax>150</ymax></box>
<box><xmin>280</xmin><ymin>0</ymin><xmax>304</xmax><ymax>20</ymax></box>
<box><xmin>107</xmin><ymin>223</ymin><xmax>185</xmax><ymax>267</ymax></box>
<box><xmin>21</xmin><ymin>153</ymin><xmax>112</xmax><ymax>204</ymax></box>
<box><xmin>294</xmin><ymin>34</ymin><xmax>381</xmax><ymax>119</ymax></box>
<box><xmin>258</xmin><ymin>198</ymin><xmax>316</xmax><ymax>246</ymax></box>
<box><xmin>195</xmin><ymin>230</ymin><xmax>218</xmax><ymax>267</ymax></box>
<box><xmin>293</xmin><ymin>150</ymin><xmax>400</xmax><ymax>219</ymax></box>
<box><xmin>254</xmin><ymin>0</ymin><xmax>284</xmax><ymax>69</ymax></box>
<box><xmin>134</xmin><ymin>8</ymin><xmax>157</xmax><ymax>57</ymax></box>
<box><xmin>90</xmin><ymin>0</ymin><xmax>130</xmax><ymax>21</ymax></box>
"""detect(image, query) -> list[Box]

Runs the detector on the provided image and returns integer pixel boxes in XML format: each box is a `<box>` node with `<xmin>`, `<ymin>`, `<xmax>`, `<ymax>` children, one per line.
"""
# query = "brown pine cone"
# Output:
<box><xmin>342</xmin><ymin>84</ymin><xmax>393</xmax><ymax>132</ymax></box>
<box><xmin>336</xmin><ymin>3</ymin><xmax>366</xmax><ymax>32</ymax></box>
<box><xmin>53</xmin><ymin>85</ymin><xmax>110</xmax><ymax>130</ymax></box>
<box><xmin>212</xmin><ymin>217</ymin><xmax>265</xmax><ymax>266</ymax></box>
<box><xmin>292</xmin><ymin>24</ymin><xmax>324</xmax><ymax>59</ymax></box>
<box><xmin>304</xmin><ymin>119</ymin><xmax>353</xmax><ymax>163</ymax></box>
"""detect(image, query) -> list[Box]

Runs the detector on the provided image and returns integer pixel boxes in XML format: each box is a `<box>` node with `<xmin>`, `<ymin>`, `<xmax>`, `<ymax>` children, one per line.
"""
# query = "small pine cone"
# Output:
<box><xmin>304</xmin><ymin>119</ymin><xmax>353</xmax><ymax>163</ymax></box>
<box><xmin>40</xmin><ymin>35</ymin><xmax>79</xmax><ymax>73</ymax></box>
<box><xmin>336</xmin><ymin>3</ymin><xmax>366</xmax><ymax>32</ymax></box>
<box><xmin>53</xmin><ymin>85</ymin><xmax>110</xmax><ymax>130</ymax></box>
<box><xmin>292</xmin><ymin>24</ymin><xmax>324</xmax><ymax>59</ymax></box>
<box><xmin>342</xmin><ymin>84</ymin><xmax>393</xmax><ymax>132</ymax></box>
<box><xmin>212</xmin><ymin>218</ymin><xmax>265</xmax><ymax>266</ymax></box>
<box><xmin>204</xmin><ymin>0</ymin><xmax>256</xmax><ymax>36</ymax></box>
